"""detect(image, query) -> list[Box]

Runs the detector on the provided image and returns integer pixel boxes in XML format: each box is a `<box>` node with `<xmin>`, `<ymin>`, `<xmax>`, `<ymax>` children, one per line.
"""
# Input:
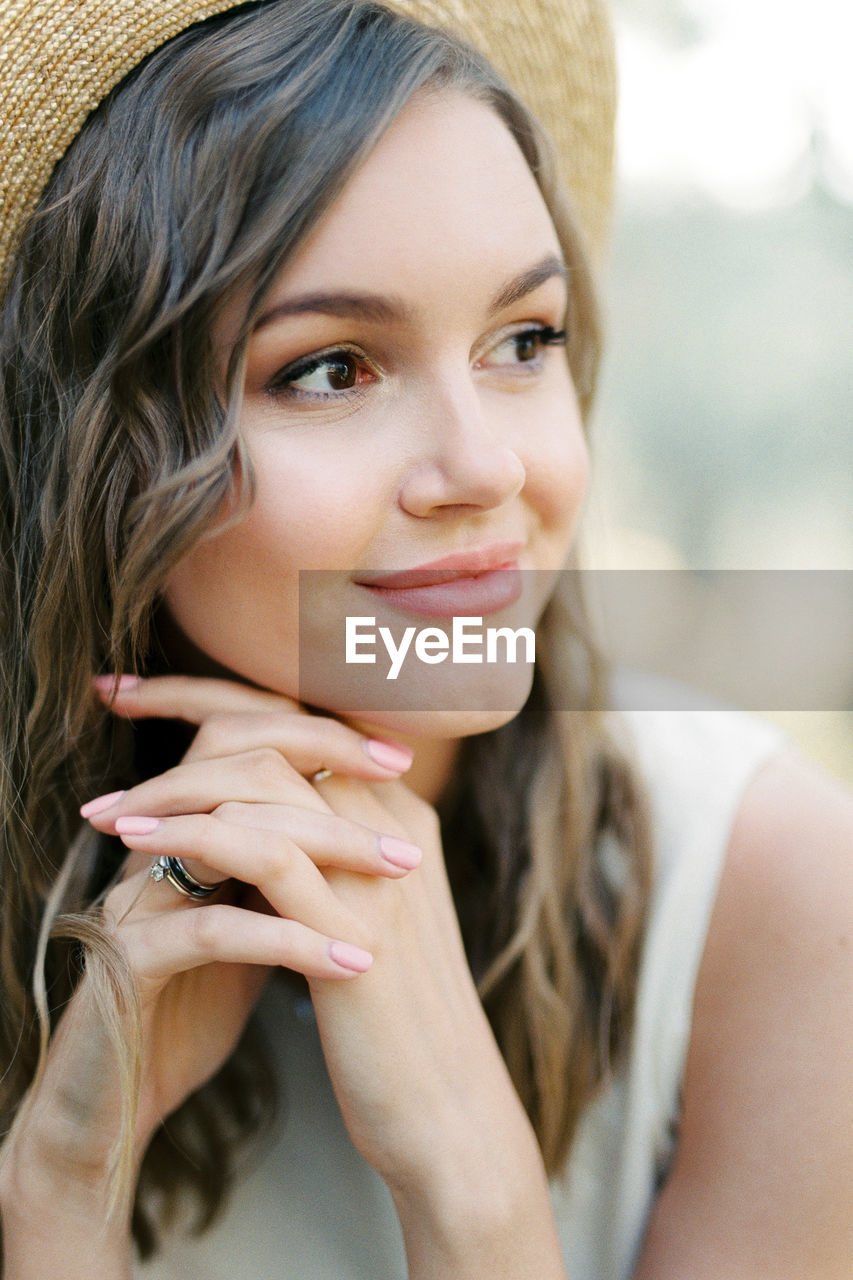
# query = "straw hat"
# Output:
<box><xmin>0</xmin><ymin>0</ymin><xmax>616</xmax><ymax>302</ymax></box>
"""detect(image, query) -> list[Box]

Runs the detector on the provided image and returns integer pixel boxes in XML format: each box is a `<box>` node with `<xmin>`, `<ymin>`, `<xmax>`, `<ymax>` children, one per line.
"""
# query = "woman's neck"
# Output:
<box><xmin>349</xmin><ymin>717</ymin><xmax>462</xmax><ymax>804</ymax></box>
<box><xmin>390</xmin><ymin>733</ymin><xmax>461</xmax><ymax>805</ymax></box>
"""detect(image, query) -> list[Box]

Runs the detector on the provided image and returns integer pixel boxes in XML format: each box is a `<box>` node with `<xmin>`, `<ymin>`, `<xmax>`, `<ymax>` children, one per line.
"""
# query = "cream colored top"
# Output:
<box><xmin>136</xmin><ymin>707</ymin><xmax>786</xmax><ymax>1280</ymax></box>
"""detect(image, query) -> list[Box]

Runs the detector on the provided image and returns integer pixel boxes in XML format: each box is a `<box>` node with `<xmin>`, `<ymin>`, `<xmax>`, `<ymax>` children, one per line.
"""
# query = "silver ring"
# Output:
<box><xmin>311</xmin><ymin>768</ymin><xmax>333</xmax><ymax>784</ymax></box>
<box><xmin>149</xmin><ymin>855</ymin><xmax>219</xmax><ymax>900</ymax></box>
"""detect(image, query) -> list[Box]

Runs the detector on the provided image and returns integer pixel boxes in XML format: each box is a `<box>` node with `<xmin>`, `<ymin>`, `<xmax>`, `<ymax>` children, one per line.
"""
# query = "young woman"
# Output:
<box><xmin>1</xmin><ymin>1</ymin><xmax>851</xmax><ymax>1277</ymax></box>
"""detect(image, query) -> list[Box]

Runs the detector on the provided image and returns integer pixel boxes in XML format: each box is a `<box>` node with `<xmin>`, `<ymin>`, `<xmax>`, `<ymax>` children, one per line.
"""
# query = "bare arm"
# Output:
<box><xmin>0</xmin><ymin>1118</ymin><xmax>134</xmax><ymax>1279</ymax></box>
<box><xmin>307</xmin><ymin>776</ymin><xmax>568</xmax><ymax>1279</ymax></box>
<box><xmin>633</xmin><ymin>745</ymin><xmax>853</xmax><ymax>1278</ymax></box>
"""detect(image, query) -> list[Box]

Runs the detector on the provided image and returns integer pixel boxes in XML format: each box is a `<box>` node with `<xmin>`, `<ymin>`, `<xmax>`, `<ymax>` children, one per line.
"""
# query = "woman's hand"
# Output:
<box><xmin>84</xmin><ymin>677</ymin><xmax>427</xmax><ymax>1142</ymax></box>
<box><xmin>98</xmin><ymin>676</ymin><xmax>564</xmax><ymax>1276</ymax></box>
<box><xmin>103</xmin><ymin>675</ymin><xmax>566</xmax><ymax>1278</ymax></box>
<box><xmin>0</xmin><ymin>676</ymin><xmax>420</xmax><ymax>1244</ymax></box>
<box><xmin>3</xmin><ymin>673</ymin><xmax>566</xmax><ymax>1278</ymax></box>
<box><xmin>300</xmin><ymin>775</ymin><xmax>567</xmax><ymax>1278</ymax></box>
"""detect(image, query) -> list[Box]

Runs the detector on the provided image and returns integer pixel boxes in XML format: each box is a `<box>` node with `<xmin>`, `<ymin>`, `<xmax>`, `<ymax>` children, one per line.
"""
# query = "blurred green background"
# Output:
<box><xmin>585</xmin><ymin>0</ymin><xmax>853</xmax><ymax>782</ymax></box>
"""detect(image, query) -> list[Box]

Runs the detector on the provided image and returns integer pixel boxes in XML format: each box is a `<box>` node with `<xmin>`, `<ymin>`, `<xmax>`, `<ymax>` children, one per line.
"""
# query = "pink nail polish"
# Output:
<box><xmin>115</xmin><ymin>816</ymin><xmax>161</xmax><ymax>836</ymax></box>
<box><xmin>364</xmin><ymin>738</ymin><xmax>414</xmax><ymax>772</ymax></box>
<box><xmin>93</xmin><ymin>674</ymin><xmax>142</xmax><ymax>693</ymax></box>
<box><xmin>80</xmin><ymin>790</ymin><xmax>126</xmax><ymax>819</ymax></box>
<box><xmin>328</xmin><ymin>941</ymin><xmax>373</xmax><ymax>973</ymax></box>
<box><xmin>379</xmin><ymin>835</ymin><xmax>422</xmax><ymax>870</ymax></box>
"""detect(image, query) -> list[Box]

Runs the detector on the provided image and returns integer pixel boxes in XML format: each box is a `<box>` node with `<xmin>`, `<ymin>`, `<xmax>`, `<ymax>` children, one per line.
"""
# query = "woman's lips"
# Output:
<box><xmin>359</xmin><ymin>562</ymin><xmax>523</xmax><ymax>618</ymax></box>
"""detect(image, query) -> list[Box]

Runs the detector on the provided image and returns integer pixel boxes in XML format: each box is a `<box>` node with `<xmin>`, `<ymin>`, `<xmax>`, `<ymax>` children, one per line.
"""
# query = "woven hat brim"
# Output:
<box><xmin>0</xmin><ymin>0</ymin><xmax>615</xmax><ymax>300</ymax></box>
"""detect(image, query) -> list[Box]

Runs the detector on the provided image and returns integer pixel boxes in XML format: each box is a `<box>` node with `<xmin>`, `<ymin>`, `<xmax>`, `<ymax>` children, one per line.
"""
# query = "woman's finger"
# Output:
<box><xmin>81</xmin><ymin>748</ymin><xmax>330</xmax><ymax>831</ymax></box>
<box><xmin>115</xmin><ymin>806</ymin><xmax>423</xmax><ymax>879</ymax></box>
<box><xmin>118</xmin><ymin>902</ymin><xmax>374</xmax><ymax>981</ymax></box>
<box><xmin>181</xmin><ymin>709</ymin><xmax>413</xmax><ymax>778</ymax></box>
<box><xmin>113</xmin><ymin>811</ymin><xmax>395</xmax><ymax>937</ymax></box>
<box><xmin>93</xmin><ymin>672</ymin><xmax>293</xmax><ymax>720</ymax></box>
<box><xmin>93</xmin><ymin>675</ymin><xmax>413</xmax><ymax>778</ymax></box>
<box><xmin>138</xmin><ymin>830</ymin><xmax>368</xmax><ymax>942</ymax></box>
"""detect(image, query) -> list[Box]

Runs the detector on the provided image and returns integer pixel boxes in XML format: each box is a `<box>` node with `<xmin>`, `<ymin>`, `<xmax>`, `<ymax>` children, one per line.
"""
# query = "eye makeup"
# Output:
<box><xmin>265</xmin><ymin>321</ymin><xmax>568</xmax><ymax>404</ymax></box>
<box><xmin>265</xmin><ymin>344</ymin><xmax>378</xmax><ymax>401</ymax></box>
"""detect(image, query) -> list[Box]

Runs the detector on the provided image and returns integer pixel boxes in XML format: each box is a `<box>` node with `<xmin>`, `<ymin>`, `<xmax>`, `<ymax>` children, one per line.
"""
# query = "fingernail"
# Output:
<box><xmin>80</xmin><ymin>789</ymin><xmax>126</xmax><ymax>818</ymax></box>
<box><xmin>378</xmin><ymin>834</ymin><xmax>422</xmax><ymax>870</ymax></box>
<box><xmin>364</xmin><ymin>738</ymin><xmax>414</xmax><ymax>772</ymax></box>
<box><xmin>93</xmin><ymin>674</ymin><xmax>143</xmax><ymax>693</ymax></box>
<box><xmin>115</xmin><ymin>816</ymin><xmax>161</xmax><ymax>836</ymax></box>
<box><xmin>328</xmin><ymin>941</ymin><xmax>373</xmax><ymax>973</ymax></box>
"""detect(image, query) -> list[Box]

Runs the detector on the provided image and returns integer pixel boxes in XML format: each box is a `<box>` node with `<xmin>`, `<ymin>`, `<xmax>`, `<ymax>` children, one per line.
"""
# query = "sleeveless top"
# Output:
<box><xmin>135</xmin><ymin>707</ymin><xmax>786</xmax><ymax>1280</ymax></box>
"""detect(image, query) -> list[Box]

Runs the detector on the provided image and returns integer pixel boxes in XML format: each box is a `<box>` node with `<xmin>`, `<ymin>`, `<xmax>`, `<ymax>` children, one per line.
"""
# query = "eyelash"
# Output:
<box><xmin>476</xmin><ymin>324</ymin><xmax>568</xmax><ymax>370</ymax></box>
<box><xmin>265</xmin><ymin>324</ymin><xmax>568</xmax><ymax>403</ymax></box>
<box><xmin>266</xmin><ymin>345</ymin><xmax>376</xmax><ymax>401</ymax></box>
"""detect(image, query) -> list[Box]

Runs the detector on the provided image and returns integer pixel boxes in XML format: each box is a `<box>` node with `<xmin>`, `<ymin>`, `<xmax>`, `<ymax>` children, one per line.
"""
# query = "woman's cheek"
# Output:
<box><xmin>524</xmin><ymin>407</ymin><xmax>589</xmax><ymax>544</ymax></box>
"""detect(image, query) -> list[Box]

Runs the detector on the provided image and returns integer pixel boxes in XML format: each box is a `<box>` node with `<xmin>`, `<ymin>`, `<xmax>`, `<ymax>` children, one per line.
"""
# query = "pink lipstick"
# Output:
<box><xmin>355</xmin><ymin>542</ymin><xmax>524</xmax><ymax>618</ymax></box>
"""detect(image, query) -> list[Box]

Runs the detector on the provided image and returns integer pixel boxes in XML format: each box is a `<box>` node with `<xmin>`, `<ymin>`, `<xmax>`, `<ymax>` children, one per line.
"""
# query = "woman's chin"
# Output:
<box><xmin>347</xmin><ymin>703</ymin><xmax>527</xmax><ymax>741</ymax></box>
<box><xmin>325</xmin><ymin>662</ymin><xmax>537</xmax><ymax>741</ymax></box>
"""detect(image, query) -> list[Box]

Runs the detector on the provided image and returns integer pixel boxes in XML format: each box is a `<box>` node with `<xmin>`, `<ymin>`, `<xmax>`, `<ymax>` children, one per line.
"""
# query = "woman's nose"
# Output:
<box><xmin>397</xmin><ymin>377</ymin><xmax>526</xmax><ymax>518</ymax></box>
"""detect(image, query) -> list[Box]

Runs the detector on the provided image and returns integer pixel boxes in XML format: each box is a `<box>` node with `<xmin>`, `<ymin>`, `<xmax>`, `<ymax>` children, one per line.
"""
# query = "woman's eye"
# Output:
<box><xmin>482</xmin><ymin>325</ymin><xmax>568</xmax><ymax>369</ymax></box>
<box><xmin>268</xmin><ymin>351</ymin><xmax>373</xmax><ymax>399</ymax></box>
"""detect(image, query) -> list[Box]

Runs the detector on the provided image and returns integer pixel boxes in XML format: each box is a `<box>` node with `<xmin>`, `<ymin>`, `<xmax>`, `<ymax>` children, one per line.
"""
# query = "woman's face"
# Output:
<box><xmin>163</xmin><ymin>89</ymin><xmax>588</xmax><ymax>737</ymax></box>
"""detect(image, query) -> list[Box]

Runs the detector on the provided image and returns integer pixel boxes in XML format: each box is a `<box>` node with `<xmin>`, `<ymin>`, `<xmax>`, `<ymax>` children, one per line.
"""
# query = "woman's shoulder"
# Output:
<box><xmin>720</xmin><ymin>737</ymin><xmax>853</xmax><ymax>921</ymax></box>
<box><xmin>633</xmin><ymin>741</ymin><xmax>853</xmax><ymax>1276</ymax></box>
<box><xmin>700</xmin><ymin>740</ymin><xmax>853</xmax><ymax>1108</ymax></box>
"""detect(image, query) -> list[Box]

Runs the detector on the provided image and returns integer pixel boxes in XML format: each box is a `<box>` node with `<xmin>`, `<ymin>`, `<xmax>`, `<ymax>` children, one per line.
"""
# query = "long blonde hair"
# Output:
<box><xmin>0</xmin><ymin>0</ymin><xmax>651</xmax><ymax>1255</ymax></box>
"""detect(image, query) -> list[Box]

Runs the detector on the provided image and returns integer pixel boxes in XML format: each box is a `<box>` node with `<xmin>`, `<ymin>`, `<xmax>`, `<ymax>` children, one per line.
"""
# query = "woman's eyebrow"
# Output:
<box><xmin>253</xmin><ymin>253</ymin><xmax>568</xmax><ymax>332</ymax></box>
<box><xmin>487</xmin><ymin>253</ymin><xmax>569</xmax><ymax>314</ymax></box>
<box><xmin>255</xmin><ymin>291</ymin><xmax>411</xmax><ymax>330</ymax></box>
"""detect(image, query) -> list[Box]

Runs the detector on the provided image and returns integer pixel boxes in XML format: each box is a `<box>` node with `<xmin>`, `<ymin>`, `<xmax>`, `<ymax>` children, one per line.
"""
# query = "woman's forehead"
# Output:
<box><xmin>295</xmin><ymin>90</ymin><xmax>556</xmax><ymax>259</ymax></box>
<box><xmin>263</xmin><ymin>97</ymin><xmax>558</xmax><ymax>307</ymax></box>
<box><xmin>219</xmin><ymin>90</ymin><xmax>564</xmax><ymax>347</ymax></box>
